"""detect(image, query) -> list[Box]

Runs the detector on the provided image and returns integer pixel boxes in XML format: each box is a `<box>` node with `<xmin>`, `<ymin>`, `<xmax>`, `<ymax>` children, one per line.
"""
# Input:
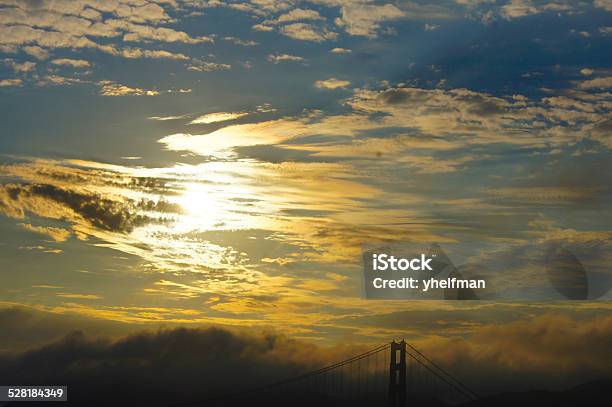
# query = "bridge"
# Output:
<box><xmin>172</xmin><ymin>340</ymin><xmax>480</xmax><ymax>407</ymax></box>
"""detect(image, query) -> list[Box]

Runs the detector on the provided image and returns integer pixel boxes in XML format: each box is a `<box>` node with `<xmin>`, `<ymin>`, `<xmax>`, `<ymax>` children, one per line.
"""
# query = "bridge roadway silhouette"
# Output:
<box><xmin>170</xmin><ymin>340</ymin><xmax>481</xmax><ymax>407</ymax></box>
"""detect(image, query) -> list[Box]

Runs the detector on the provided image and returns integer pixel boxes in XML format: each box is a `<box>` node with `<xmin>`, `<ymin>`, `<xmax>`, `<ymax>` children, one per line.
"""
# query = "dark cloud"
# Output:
<box><xmin>0</xmin><ymin>183</ymin><xmax>177</xmax><ymax>233</ymax></box>
<box><xmin>377</xmin><ymin>88</ymin><xmax>430</xmax><ymax>105</ymax></box>
<box><xmin>0</xmin><ymin>315</ymin><xmax>357</xmax><ymax>406</ymax></box>
<box><xmin>592</xmin><ymin>118</ymin><xmax>612</xmax><ymax>135</ymax></box>
<box><xmin>124</xmin><ymin>176</ymin><xmax>183</xmax><ymax>195</ymax></box>
<box><xmin>591</xmin><ymin>118</ymin><xmax>612</xmax><ymax>146</ymax></box>
<box><xmin>234</xmin><ymin>144</ymin><xmax>331</xmax><ymax>163</ymax></box>
<box><xmin>135</xmin><ymin>198</ymin><xmax>183</xmax><ymax>214</ymax></box>
<box><xmin>459</xmin><ymin>94</ymin><xmax>506</xmax><ymax>117</ymax></box>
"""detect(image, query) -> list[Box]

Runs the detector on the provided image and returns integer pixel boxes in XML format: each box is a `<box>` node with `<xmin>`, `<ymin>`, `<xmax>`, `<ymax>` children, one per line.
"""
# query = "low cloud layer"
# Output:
<box><xmin>0</xmin><ymin>306</ymin><xmax>610</xmax><ymax>405</ymax></box>
<box><xmin>417</xmin><ymin>313</ymin><xmax>612</xmax><ymax>393</ymax></box>
<box><xmin>0</xmin><ymin>307</ymin><xmax>358</xmax><ymax>406</ymax></box>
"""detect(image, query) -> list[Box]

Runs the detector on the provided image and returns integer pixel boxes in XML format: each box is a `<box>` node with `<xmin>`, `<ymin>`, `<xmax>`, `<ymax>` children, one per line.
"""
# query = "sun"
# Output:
<box><xmin>175</xmin><ymin>181</ymin><xmax>227</xmax><ymax>231</ymax></box>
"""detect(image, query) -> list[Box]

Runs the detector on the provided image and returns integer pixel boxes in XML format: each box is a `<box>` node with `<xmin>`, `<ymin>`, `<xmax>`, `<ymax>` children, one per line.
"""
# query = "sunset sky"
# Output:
<box><xmin>1</xmin><ymin>0</ymin><xmax>612</xmax><ymax>395</ymax></box>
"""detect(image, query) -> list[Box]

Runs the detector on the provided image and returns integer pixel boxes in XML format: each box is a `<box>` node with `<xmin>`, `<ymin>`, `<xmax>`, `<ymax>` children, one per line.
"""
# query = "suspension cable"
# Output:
<box><xmin>168</xmin><ymin>343</ymin><xmax>390</xmax><ymax>407</ymax></box>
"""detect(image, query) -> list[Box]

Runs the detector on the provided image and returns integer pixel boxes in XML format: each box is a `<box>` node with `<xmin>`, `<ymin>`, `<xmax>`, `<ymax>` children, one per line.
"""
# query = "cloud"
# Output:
<box><xmin>280</xmin><ymin>22</ymin><xmax>338</xmax><ymax>42</ymax></box>
<box><xmin>501</xmin><ymin>0</ymin><xmax>539</xmax><ymax>19</ymax></box>
<box><xmin>119</xmin><ymin>22</ymin><xmax>214</xmax><ymax>44</ymax></box>
<box><xmin>0</xmin><ymin>22</ymin><xmax>189</xmax><ymax>61</ymax></box>
<box><xmin>148</xmin><ymin>114</ymin><xmax>190</xmax><ymax>121</ymax></box>
<box><xmin>116</xmin><ymin>47</ymin><xmax>188</xmax><ymax>60</ymax></box>
<box><xmin>158</xmin><ymin>79</ymin><xmax>611</xmax><ymax>169</ymax></box>
<box><xmin>51</xmin><ymin>58</ymin><xmax>91</xmax><ymax>68</ymax></box>
<box><xmin>334</xmin><ymin>3</ymin><xmax>405</xmax><ymax>37</ymax></box>
<box><xmin>330</xmin><ymin>47</ymin><xmax>351</xmax><ymax>54</ymax></box>
<box><xmin>0</xmin><ymin>182</ymin><xmax>170</xmax><ymax>233</ymax></box>
<box><xmin>186</xmin><ymin>59</ymin><xmax>232</xmax><ymax>72</ymax></box>
<box><xmin>23</xmin><ymin>45</ymin><xmax>50</xmax><ymax>60</ymax></box>
<box><xmin>276</xmin><ymin>8</ymin><xmax>324</xmax><ymax>23</ymax></box>
<box><xmin>0</xmin><ymin>78</ymin><xmax>22</xmax><ymax>87</ymax></box>
<box><xmin>347</xmin><ymin>84</ymin><xmax>611</xmax><ymax>148</ymax></box>
<box><xmin>189</xmin><ymin>112</ymin><xmax>249</xmax><ymax>124</ymax></box>
<box><xmin>463</xmin><ymin>0</ymin><xmax>587</xmax><ymax>21</ymax></box>
<box><xmin>0</xmin><ymin>306</ymin><xmax>142</xmax><ymax>352</ymax></box>
<box><xmin>18</xmin><ymin>223</ymin><xmax>71</xmax><ymax>242</ymax></box>
<box><xmin>577</xmin><ymin>76</ymin><xmax>612</xmax><ymax>89</ymax></box>
<box><xmin>0</xmin><ymin>1</ymin><xmax>172</xmax><ymax>25</ymax></box>
<box><xmin>0</xmin><ymin>159</ymin><xmax>220</xmax><ymax>284</ymax></box>
<box><xmin>159</xmin><ymin>126</ymin><xmax>282</xmax><ymax>153</ymax></box>
<box><xmin>222</xmin><ymin>36</ymin><xmax>258</xmax><ymax>46</ymax></box>
<box><xmin>1</xmin><ymin>306</ymin><xmax>612</xmax><ymax>404</ymax></box>
<box><xmin>56</xmin><ymin>293</ymin><xmax>102</xmax><ymax>300</ymax></box>
<box><xmin>417</xmin><ymin>313</ymin><xmax>612</xmax><ymax>393</ymax></box>
<box><xmin>37</xmin><ymin>74</ymin><xmax>85</xmax><ymax>86</ymax></box>
<box><xmin>98</xmin><ymin>80</ymin><xmax>160</xmax><ymax>96</ymax></box>
<box><xmin>241</xmin><ymin>1</ymin><xmax>452</xmax><ymax>39</ymax></box>
<box><xmin>3</xmin><ymin>58</ymin><xmax>36</xmax><ymax>73</ymax></box>
<box><xmin>0</xmin><ymin>158</ymin><xmax>301</xmax><ymax>278</ymax></box>
<box><xmin>252</xmin><ymin>23</ymin><xmax>275</xmax><ymax>32</ymax></box>
<box><xmin>0</xmin><ymin>310</ymin><xmax>366</xmax><ymax>406</ymax></box>
<box><xmin>166</xmin><ymin>87</ymin><xmax>194</xmax><ymax>94</ymax></box>
<box><xmin>250</xmin><ymin>6</ymin><xmax>338</xmax><ymax>42</ymax></box>
<box><xmin>19</xmin><ymin>245</ymin><xmax>62</xmax><ymax>254</ymax></box>
<box><xmin>1</xmin><ymin>24</ymin><xmax>102</xmax><ymax>50</ymax></box>
<box><xmin>0</xmin><ymin>0</ymin><xmax>211</xmax><ymax>85</ymax></box>
<box><xmin>589</xmin><ymin>118</ymin><xmax>612</xmax><ymax>147</ymax></box>
<box><xmin>314</xmin><ymin>77</ymin><xmax>351</xmax><ymax>89</ymax></box>
<box><xmin>0</xmin><ymin>2</ymin><xmax>196</xmax><ymax>50</ymax></box>
<box><xmin>594</xmin><ymin>0</ymin><xmax>612</xmax><ymax>12</ymax></box>
<box><xmin>267</xmin><ymin>53</ymin><xmax>304</xmax><ymax>63</ymax></box>
<box><xmin>580</xmin><ymin>68</ymin><xmax>594</xmax><ymax>76</ymax></box>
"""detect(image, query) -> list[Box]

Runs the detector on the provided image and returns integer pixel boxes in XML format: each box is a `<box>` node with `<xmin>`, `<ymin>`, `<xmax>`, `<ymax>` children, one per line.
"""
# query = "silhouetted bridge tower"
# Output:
<box><xmin>172</xmin><ymin>340</ymin><xmax>479</xmax><ymax>406</ymax></box>
<box><xmin>389</xmin><ymin>340</ymin><xmax>407</xmax><ymax>407</ymax></box>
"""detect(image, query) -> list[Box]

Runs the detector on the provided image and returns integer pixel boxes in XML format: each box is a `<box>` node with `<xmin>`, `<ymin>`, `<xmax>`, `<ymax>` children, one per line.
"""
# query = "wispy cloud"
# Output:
<box><xmin>0</xmin><ymin>78</ymin><xmax>22</xmax><ymax>87</ymax></box>
<box><xmin>267</xmin><ymin>53</ymin><xmax>304</xmax><ymax>63</ymax></box>
<box><xmin>222</xmin><ymin>36</ymin><xmax>258</xmax><ymax>46</ymax></box>
<box><xmin>98</xmin><ymin>80</ymin><xmax>159</xmax><ymax>96</ymax></box>
<box><xmin>18</xmin><ymin>223</ymin><xmax>71</xmax><ymax>242</ymax></box>
<box><xmin>56</xmin><ymin>293</ymin><xmax>102</xmax><ymax>300</ymax></box>
<box><xmin>3</xmin><ymin>58</ymin><xmax>36</xmax><ymax>73</ymax></box>
<box><xmin>280</xmin><ymin>23</ymin><xmax>338</xmax><ymax>42</ymax></box>
<box><xmin>186</xmin><ymin>59</ymin><xmax>231</xmax><ymax>72</ymax></box>
<box><xmin>148</xmin><ymin>115</ymin><xmax>190</xmax><ymax>121</ymax></box>
<box><xmin>189</xmin><ymin>112</ymin><xmax>248</xmax><ymax>124</ymax></box>
<box><xmin>315</xmin><ymin>78</ymin><xmax>351</xmax><ymax>89</ymax></box>
<box><xmin>51</xmin><ymin>58</ymin><xmax>91</xmax><ymax>68</ymax></box>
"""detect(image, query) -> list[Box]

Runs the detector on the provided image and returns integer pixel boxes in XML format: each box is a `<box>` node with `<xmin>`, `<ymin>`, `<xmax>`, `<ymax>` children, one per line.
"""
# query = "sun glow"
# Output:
<box><xmin>178</xmin><ymin>182</ymin><xmax>220</xmax><ymax>217</ymax></box>
<box><xmin>170</xmin><ymin>162</ymin><xmax>274</xmax><ymax>233</ymax></box>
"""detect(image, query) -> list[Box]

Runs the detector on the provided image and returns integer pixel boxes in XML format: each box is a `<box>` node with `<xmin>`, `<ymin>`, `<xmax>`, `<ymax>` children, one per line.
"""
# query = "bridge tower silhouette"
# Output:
<box><xmin>388</xmin><ymin>340</ymin><xmax>407</xmax><ymax>407</ymax></box>
<box><xmin>169</xmin><ymin>339</ymin><xmax>479</xmax><ymax>406</ymax></box>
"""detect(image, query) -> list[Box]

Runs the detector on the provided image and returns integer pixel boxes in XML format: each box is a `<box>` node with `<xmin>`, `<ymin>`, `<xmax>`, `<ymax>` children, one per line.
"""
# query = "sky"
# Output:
<box><xmin>0</xmin><ymin>0</ymin><xmax>612</xmax><ymax>397</ymax></box>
